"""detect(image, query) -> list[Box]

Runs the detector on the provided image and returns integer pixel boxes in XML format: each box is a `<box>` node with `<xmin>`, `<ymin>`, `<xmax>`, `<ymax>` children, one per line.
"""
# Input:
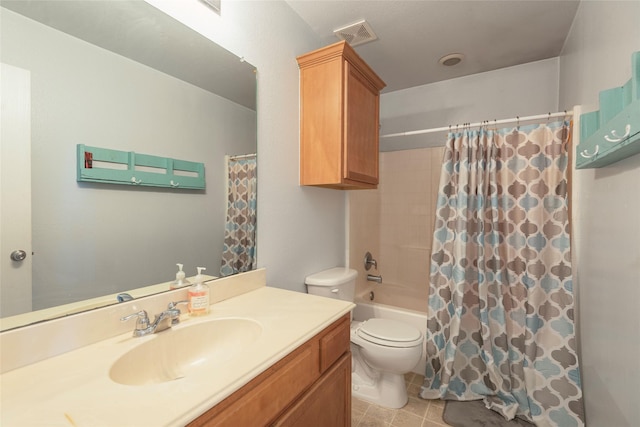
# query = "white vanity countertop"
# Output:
<box><xmin>0</xmin><ymin>286</ymin><xmax>354</xmax><ymax>426</ymax></box>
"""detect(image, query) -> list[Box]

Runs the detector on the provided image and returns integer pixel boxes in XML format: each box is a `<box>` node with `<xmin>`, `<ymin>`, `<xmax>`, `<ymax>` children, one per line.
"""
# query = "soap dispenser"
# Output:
<box><xmin>170</xmin><ymin>263</ymin><xmax>191</xmax><ymax>290</ymax></box>
<box><xmin>188</xmin><ymin>267</ymin><xmax>210</xmax><ymax>316</ymax></box>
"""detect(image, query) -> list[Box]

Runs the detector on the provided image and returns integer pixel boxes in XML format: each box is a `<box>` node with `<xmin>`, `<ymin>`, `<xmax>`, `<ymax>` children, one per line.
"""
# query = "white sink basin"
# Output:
<box><xmin>109</xmin><ymin>318</ymin><xmax>262</xmax><ymax>386</ymax></box>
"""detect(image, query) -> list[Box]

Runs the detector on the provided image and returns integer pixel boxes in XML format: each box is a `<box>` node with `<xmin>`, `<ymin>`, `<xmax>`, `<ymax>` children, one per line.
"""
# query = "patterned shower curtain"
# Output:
<box><xmin>420</xmin><ymin>121</ymin><xmax>584</xmax><ymax>427</ymax></box>
<box><xmin>220</xmin><ymin>155</ymin><xmax>257</xmax><ymax>276</ymax></box>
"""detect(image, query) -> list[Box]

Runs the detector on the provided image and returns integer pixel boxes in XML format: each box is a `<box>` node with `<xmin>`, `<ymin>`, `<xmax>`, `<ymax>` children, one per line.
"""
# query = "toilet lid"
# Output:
<box><xmin>356</xmin><ymin>318</ymin><xmax>423</xmax><ymax>347</ymax></box>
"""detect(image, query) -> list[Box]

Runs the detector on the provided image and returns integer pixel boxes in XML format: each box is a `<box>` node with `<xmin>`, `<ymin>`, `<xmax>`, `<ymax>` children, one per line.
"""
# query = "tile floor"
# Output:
<box><xmin>351</xmin><ymin>372</ymin><xmax>451</xmax><ymax>427</ymax></box>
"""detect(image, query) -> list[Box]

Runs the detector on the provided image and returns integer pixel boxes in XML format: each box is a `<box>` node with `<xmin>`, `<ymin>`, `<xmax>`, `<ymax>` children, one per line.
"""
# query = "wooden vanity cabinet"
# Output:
<box><xmin>188</xmin><ymin>314</ymin><xmax>351</xmax><ymax>427</ymax></box>
<box><xmin>297</xmin><ymin>41</ymin><xmax>386</xmax><ymax>189</ymax></box>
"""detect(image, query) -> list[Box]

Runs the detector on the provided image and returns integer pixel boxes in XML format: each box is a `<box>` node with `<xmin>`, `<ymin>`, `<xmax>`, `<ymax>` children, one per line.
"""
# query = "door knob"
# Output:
<box><xmin>10</xmin><ymin>250</ymin><xmax>27</xmax><ymax>262</ymax></box>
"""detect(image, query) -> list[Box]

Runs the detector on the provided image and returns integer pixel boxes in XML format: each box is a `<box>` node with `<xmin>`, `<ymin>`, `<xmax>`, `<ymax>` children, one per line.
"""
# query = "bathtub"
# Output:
<box><xmin>353</xmin><ymin>285</ymin><xmax>428</xmax><ymax>375</ymax></box>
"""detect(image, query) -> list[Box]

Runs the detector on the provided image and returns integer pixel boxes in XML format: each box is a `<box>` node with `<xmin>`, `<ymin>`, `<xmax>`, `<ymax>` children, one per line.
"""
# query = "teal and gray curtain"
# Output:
<box><xmin>220</xmin><ymin>155</ymin><xmax>257</xmax><ymax>276</ymax></box>
<box><xmin>420</xmin><ymin>121</ymin><xmax>585</xmax><ymax>427</ymax></box>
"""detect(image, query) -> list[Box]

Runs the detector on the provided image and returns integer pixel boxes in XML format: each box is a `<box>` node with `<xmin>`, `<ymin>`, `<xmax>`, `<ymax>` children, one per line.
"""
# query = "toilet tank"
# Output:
<box><xmin>305</xmin><ymin>267</ymin><xmax>357</xmax><ymax>302</ymax></box>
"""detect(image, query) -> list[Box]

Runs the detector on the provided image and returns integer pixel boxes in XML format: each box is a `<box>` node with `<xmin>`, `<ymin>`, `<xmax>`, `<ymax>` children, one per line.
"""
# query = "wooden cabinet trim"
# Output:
<box><xmin>297</xmin><ymin>41</ymin><xmax>384</xmax><ymax>91</ymax></box>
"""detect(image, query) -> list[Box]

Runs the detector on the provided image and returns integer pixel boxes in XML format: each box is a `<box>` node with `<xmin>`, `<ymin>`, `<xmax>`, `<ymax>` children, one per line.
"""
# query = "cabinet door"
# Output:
<box><xmin>299</xmin><ymin>58</ymin><xmax>344</xmax><ymax>186</ymax></box>
<box><xmin>273</xmin><ymin>353</ymin><xmax>351</xmax><ymax>427</ymax></box>
<box><xmin>344</xmin><ymin>62</ymin><xmax>379</xmax><ymax>185</ymax></box>
<box><xmin>189</xmin><ymin>340</ymin><xmax>320</xmax><ymax>427</ymax></box>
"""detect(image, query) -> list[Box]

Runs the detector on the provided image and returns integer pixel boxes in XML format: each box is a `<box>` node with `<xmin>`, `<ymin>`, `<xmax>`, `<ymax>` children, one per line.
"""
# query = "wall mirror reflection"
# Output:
<box><xmin>0</xmin><ymin>0</ymin><xmax>258</xmax><ymax>331</ymax></box>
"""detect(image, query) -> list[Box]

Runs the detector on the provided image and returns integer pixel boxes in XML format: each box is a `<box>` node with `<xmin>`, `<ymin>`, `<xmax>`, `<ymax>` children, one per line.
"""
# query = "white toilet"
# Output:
<box><xmin>305</xmin><ymin>267</ymin><xmax>424</xmax><ymax>409</ymax></box>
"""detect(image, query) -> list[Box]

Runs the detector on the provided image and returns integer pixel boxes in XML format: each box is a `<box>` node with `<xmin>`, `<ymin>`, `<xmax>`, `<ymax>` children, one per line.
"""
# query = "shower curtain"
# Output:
<box><xmin>220</xmin><ymin>155</ymin><xmax>257</xmax><ymax>276</ymax></box>
<box><xmin>420</xmin><ymin>121</ymin><xmax>584</xmax><ymax>427</ymax></box>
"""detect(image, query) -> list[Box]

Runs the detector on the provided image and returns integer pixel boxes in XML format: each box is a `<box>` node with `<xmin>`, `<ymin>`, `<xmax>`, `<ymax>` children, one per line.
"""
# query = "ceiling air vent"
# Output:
<box><xmin>333</xmin><ymin>20</ymin><xmax>378</xmax><ymax>47</ymax></box>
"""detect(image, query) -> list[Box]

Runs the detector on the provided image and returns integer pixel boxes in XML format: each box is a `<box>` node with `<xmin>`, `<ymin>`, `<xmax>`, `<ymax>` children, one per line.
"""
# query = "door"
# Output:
<box><xmin>1</xmin><ymin>63</ymin><xmax>33</xmax><ymax>318</ymax></box>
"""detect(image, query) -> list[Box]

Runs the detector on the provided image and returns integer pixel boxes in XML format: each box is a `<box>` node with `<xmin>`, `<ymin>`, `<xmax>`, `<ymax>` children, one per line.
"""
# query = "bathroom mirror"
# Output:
<box><xmin>0</xmin><ymin>1</ymin><xmax>257</xmax><ymax>331</ymax></box>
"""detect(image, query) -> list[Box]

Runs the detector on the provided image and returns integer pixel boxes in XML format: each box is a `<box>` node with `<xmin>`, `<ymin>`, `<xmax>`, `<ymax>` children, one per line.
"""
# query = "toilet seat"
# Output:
<box><xmin>355</xmin><ymin>318</ymin><xmax>423</xmax><ymax>348</ymax></box>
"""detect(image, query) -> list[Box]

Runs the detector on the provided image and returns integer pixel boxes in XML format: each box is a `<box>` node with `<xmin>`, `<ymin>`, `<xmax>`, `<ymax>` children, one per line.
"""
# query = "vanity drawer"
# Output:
<box><xmin>319</xmin><ymin>315</ymin><xmax>350</xmax><ymax>373</ymax></box>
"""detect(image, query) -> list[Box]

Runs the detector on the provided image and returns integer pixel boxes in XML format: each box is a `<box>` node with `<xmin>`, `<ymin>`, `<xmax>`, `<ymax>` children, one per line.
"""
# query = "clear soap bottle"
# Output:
<box><xmin>170</xmin><ymin>263</ymin><xmax>191</xmax><ymax>290</ymax></box>
<box><xmin>188</xmin><ymin>267</ymin><xmax>210</xmax><ymax>316</ymax></box>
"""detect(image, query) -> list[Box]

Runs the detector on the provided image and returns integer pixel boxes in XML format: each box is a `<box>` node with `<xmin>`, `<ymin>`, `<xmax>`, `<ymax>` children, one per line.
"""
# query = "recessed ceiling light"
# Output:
<box><xmin>439</xmin><ymin>53</ymin><xmax>464</xmax><ymax>67</ymax></box>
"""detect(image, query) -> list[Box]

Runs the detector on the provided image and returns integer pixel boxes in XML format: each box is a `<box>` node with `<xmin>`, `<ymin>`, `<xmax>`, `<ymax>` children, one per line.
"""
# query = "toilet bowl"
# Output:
<box><xmin>305</xmin><ymin>267</ymin><xmax>424</xmax><ymax>409</ymax></box>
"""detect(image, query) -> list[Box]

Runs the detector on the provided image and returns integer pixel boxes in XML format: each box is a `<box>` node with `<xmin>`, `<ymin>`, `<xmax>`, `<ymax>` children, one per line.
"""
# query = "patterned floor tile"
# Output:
<box><xmin>352</xmin><ymin>394</ymin><xmax>451</xmax><ymax>427</ymax></box>
<box><xmin>392</xmin><ymin>410</ymin><xmax>424</xmax><ymax>427</ymax></box>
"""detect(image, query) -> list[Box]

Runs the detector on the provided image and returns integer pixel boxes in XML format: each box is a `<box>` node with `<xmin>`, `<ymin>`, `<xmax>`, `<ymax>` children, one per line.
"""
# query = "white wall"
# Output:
<box><xmin>558</xmin><ymin>2</ymin><xmax>640</xmax><ymax>426</ymax></box>
<box><xmin>148</xmin><ymin>1</ymin><xmax>346</xmax><ymax>292</ymax></box>
<box><xmin>380</xmin><ymin>58</ymin><xmax>560</xmax><ymax>150</ymax></box>
<box><xmin>2</xmin><ymin>9</ymin><xmax>256</xmax><ymax>309</ymax></box>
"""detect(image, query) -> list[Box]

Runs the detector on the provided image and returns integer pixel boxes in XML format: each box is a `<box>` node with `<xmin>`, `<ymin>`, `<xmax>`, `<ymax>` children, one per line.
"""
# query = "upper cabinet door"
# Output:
<box><xmin>297</xmin><ymin>41</ymin><xmax>386</xmax><ymax>190</ymax></box>
<box><xmin>344</xmin><ymin>62</ymin><xmax>380</xmax><ymax>186</ymax></box>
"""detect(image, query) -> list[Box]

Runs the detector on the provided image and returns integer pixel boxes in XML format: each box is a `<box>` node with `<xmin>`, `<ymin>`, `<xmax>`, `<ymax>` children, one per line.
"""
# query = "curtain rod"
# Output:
<box><xmin>380</xmin><ymin>111</ymin><xmax>573</xmax><ymax>139</ymax></box>
<box><xmin>227</xmin><ymin>153</ymin><xmax>256</xmax><ymax>160</ymax></box>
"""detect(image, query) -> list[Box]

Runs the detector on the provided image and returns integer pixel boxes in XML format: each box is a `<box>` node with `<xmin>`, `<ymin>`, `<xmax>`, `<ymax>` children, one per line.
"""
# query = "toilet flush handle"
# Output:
<box><xmin>331</xmin><ymin>288</ymin><xmax>339</xmax><ymax>294</ymax></box>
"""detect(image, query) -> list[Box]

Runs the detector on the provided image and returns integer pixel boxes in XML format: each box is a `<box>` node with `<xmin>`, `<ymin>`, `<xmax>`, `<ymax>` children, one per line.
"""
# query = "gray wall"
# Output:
<box><xmin>148</xmin><ymin>1</ymin><xmax>348</xmax><ymax>293</ymax></box>
<box><xmin>2</xmin><ymin>10</ymin><xmax>256</xmax><ymax>308</ymax></box>
<box><xmin>147</xmin><ymin>2</ymin><xmax>640</xmax><ymax>424</ymax></box>
<box><xmin>380</xmin><ymin>58</ymin><xmax>560</xmax><ymax>150</ymax></box>
<box><xmin>558</xmin><ymin>1</ymin><xmax>640</xmax><ymax>426</ymax></box>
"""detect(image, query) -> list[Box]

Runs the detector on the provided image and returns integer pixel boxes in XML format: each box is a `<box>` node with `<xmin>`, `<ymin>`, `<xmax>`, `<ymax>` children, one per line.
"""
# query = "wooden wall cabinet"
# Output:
<box><xmin>187</xmin><ymin>314</ymin><xmax>351</xmax><ymax>427</ymax></box>
<box><xmin>297</xmin><ymin>41</ymin><xmax>386</xmax><ymax>189</ymax></box>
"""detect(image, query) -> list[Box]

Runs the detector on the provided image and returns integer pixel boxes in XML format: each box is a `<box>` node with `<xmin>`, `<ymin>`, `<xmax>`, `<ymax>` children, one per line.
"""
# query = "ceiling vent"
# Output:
<box><xmin>333</xmin><ymin>20</ymin><xmax>378</xmax><ymax>47</ymax></box>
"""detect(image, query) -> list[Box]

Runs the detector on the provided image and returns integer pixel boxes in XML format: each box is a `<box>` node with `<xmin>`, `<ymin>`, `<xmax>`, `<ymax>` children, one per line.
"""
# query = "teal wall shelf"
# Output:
<box><xmin>577</xmin><ymin>51</ymin><xmax>640</xmax><ymax>169</ymax></box>
<box><xmin>77</xmin><ymin>144</ymin><xmax>205</xmax><ymax>190</ymax></box>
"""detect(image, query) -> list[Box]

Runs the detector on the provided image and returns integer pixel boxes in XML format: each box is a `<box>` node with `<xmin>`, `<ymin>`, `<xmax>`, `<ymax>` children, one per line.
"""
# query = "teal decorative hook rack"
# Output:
<box><xmin>77</xmin><ymin>144</ymin><xmax>205</xmax><ymax>190</ymax></box>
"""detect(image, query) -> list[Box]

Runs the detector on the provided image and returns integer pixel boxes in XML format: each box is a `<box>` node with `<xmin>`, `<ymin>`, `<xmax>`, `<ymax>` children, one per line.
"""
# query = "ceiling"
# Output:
<box><xmin>2</xmin><ymin>1</ymin><xmax>257</xmax><ymax>110</ymax></box>
<box><xmin>286</xmin><ymin>0</ymin><xmax>580</xmax><ymax>93</ymax></box>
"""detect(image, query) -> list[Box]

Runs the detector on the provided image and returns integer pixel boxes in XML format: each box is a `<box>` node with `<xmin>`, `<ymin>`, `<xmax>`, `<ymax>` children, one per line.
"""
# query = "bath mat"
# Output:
<box><xmin>443</xmin><ymin>400</ymin><xmax>535</xmax><ymax>427</ymax></box>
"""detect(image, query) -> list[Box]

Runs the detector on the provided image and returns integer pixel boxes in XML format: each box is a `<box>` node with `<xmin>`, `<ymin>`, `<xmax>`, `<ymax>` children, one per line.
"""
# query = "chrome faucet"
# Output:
<box><xmin>120</xmin><ymin>300</ymin><xmax>188</xmax><ymax>337</ymax></box>
<box><xmin>116</xmin><ymin>293</ymin><xmax>133</xmax><ymax>303</ymax></box>
<box><xmin>367</xmin><ymin>274</ymin><xmax>383</xmax><ymax>283</ymax></box>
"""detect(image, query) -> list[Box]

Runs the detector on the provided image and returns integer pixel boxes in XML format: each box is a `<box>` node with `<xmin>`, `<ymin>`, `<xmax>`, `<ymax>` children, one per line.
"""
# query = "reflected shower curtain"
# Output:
<box><xmin>220</xmin><ymin>155</ymin><xmax>257</xmax><ymax>276</ymax></box>
<box><xmin>420</xmin><ymin>121</ymin><xmax>585</xmax><ymax>427</ymax></box>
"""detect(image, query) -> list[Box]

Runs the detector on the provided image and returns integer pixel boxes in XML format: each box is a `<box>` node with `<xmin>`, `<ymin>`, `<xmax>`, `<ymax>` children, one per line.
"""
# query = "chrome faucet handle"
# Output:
<box><xmin>116</xmin><ymin>293</ymin><xmax>133</xmax><ymax>303</ymax></box>
<box><xmin>168</xmin><ymin>300</ymin><xmax>189</xmax><ymax>310</ymax></box>
<box><xmin>120</xmin><ymin>310</ymin><xmax>150</xmax><ymax>334</ymax></box>
<box><xmin>364</xmin><ymin>251</ymin><xmax>378</xmax><ymax>271</ymax></box>
<box><xmin>167</xmin><ymin>300</ymin><xmax>189</xmax><ymax>325</ymax></box>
